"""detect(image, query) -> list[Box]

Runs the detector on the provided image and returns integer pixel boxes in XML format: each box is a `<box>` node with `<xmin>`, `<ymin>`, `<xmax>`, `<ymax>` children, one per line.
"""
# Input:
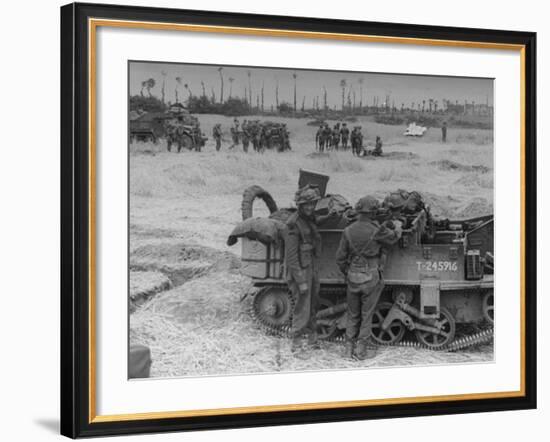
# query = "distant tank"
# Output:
<box><xmin>228</xmin><ymin>169</ymin><xmax>494</xmax><ymax>351</ymax></box>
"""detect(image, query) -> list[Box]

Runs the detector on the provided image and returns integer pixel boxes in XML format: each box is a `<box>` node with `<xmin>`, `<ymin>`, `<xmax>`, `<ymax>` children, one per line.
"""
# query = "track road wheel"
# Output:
<box><xmin>414</xmin><ymin>307</ymin><xmax>456</xmax><ymax>349</ymax></box>
<box><xmin>177</xmin><ymin>134</ymin><xmax>194</xmax><ymax>152</ymax></box>
<box><xmin>252</xmin><ymin>287</ymin><xmax>292</xmax><ymax>329</ymax></box>
<box><xmin>482</xmin><ymin>290</ymin><xmax>494</xmax><ymax>324</ymax></box>
<box><xmin>371</xmin><ymin>302</ymin><xmax>406</xmax><ymax>345</ymax></box>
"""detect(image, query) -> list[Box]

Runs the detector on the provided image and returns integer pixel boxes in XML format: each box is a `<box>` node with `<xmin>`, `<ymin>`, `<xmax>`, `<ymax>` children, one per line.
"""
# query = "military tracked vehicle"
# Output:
<box><xmin>129</xmin><ymin>104</ymin><xmax>207</xmax><ymax>151</ymax></box>
<box><xmin>229</xmin><ymin>170</ymin><xmax>494</xmax><ymax>351</ymax></box>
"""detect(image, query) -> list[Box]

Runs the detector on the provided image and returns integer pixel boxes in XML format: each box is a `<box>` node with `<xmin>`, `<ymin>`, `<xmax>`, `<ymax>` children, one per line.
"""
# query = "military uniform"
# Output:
<box><xmin>212</xmin><ymin>124</ymin><xmax>222</xmax><ymax>151</ymax></box>
<box><xmin>241</xmin><ymin>120</ymin><xmax>250</xmax><ymax>152</ymax></box>
<box><xmin>322</xmin><ymin>125</ymin><xmax>333</xmax><ymax>150</ymax></box>
<box><xmin>336</xmin><ymin>196</ymin><xmax>402</xmax><ymax>359</ymax></box>
<box><xmin>350</xmin><ymin>127</ymin><xmax>363</xmax><ymax>156</ymax></box>
<box><xmin>315</xmin><ymin>126</ymin><xmax>325</xmax><ymax>152</ymax></box>
<box><xmin>332</xmin><ymin>123</ymin><xmax>341</xmax><ymax>150</ymax></box>
<box><xmin>373</xmin><ymin>136</ymin><xmax>383</xmax><ymax>156</ymax></box>
<box><xmin>340</xmin><ymin>124</ymin><xmax>350</xmax><ymax>149</ymax></box>
<box><xmin>231</xmin><ymin>119</ymin><xmax>240</xmax><ymax>147</ymax></box>
<box><xmin>285</xmin><ymin>188</ymin><xmax>322</xmax><ymax>350</ymax></box>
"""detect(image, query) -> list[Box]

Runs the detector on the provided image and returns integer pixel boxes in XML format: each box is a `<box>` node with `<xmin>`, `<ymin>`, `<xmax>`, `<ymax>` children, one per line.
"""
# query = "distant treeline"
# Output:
<box><xmin>129</xmin><ymin>94</ymin><xmax>493</xmax><ymax>129</ymax></box>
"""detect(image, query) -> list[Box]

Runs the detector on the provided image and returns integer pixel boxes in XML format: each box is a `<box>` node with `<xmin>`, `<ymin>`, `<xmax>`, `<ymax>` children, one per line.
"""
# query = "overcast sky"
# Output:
<box><xmin>129</xmin><ymin>61</ymin><xmax>493</xmax><ymax>109</ymax></box>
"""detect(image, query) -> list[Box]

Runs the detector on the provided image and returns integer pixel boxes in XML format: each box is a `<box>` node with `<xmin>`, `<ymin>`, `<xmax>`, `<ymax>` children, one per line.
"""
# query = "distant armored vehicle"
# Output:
<box><xmin>129</xmin><ymin>104</ymin><xmax>207</xmax><ymax>151</ymax></box>
<box><xmin>229</xmin><ymin>170</ymin><xmax>494</xmax><ymax>351</ymax></box>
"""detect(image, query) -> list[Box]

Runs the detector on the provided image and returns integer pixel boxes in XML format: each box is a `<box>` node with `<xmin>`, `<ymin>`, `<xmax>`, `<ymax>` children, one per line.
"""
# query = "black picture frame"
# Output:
<box><xmin>60</xmin><ymin>2</ymin><xmax>537</xmax><ymax>438</ymax></box>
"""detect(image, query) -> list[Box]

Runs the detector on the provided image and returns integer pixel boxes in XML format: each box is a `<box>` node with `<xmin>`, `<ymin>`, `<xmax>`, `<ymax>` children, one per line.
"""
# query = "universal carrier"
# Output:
<box><xmin>231</xmin><ymin>170</ymin><xmax>494</xmax><ymax>351</ymax></box>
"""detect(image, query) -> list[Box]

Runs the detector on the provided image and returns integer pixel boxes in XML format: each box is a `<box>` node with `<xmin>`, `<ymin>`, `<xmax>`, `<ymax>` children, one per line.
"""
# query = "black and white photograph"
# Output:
<box><xmin>128</xmin><ymin>61</ymin><xmax>495</xmax><ymax>379</ymax></box>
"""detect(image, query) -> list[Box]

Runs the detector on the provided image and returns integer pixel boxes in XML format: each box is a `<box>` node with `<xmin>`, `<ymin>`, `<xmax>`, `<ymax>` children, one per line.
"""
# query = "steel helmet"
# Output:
<box><xmin>294</xmin><ymin>186</ymin><xmax>321</xmax><ymax>206</ymax></box>
<box><xmin>383</xmin><ymin>190</ymin><xmax>408</xmax><ymax>211</ymax></box>
<box><xmin>355</xmin><ymin>195</ymin><xmax>380</xmax><ymax>214</ymax></box>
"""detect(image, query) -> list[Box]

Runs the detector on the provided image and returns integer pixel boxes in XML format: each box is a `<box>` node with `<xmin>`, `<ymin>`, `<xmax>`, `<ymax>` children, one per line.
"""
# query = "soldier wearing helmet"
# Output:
<box><xmin>350</xmin><ymin>126</ymin><xmax>364</xmax><ymax>156</ymax></box>
<box><xmin>212</xmin><ymin>123</ymin><xmax>222</xmax><ymax>152</ymax></box>
<box><xmin>285</xmin><ymin>186</ymin><xmax>322</xmax><ymax>355</ymax></box>
<box><xmin>336</xmin><ymin>195</ymin><xmax>403</xmax><ymax>360</ymax></box>
<box><xmin>340</xmin><ymin>123</ymin><xmax>350</xmax><ymax>150</ymax></box>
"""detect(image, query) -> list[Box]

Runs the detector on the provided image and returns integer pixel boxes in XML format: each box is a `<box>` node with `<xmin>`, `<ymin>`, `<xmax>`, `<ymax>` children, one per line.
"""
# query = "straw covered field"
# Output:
<box><xmin>129</xmin><ymin>113</ymin><xmax>494</xmax><ymax>378</ymax></box>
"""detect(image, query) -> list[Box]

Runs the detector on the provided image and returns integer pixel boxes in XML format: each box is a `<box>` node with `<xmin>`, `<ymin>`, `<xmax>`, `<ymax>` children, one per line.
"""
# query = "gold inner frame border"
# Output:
<box><xmin>87</xmin><ymin>17</ymin><xmax>527</xmax><ymax>424</ymax></box>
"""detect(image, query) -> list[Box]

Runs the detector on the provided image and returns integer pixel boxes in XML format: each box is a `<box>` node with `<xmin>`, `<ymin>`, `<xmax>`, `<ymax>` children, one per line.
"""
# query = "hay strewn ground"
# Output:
<box><xmin>129</xmin><ymin>113</ymin><xmax>494</xmax><ymax>378</ymax></box>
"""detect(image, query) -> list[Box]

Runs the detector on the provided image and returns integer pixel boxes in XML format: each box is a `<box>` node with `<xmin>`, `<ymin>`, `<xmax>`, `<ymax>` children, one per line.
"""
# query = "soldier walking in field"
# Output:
<box><xmin>285</xmin><ymin>186</ymin><xmax>322</xmax><ymax>355</ymax></box>
<box><xmin>336</xmin><ymin>195</ymin><xmax>403</xmax><ymax>360</ymax></box>
<box><xmin>340</xmin><ymin>123</ymin><xmax>350</xmax><ymax>150</ymax></box>
<box><xmin>441</xmin><ymin>121</ymin><xmax>448</xmax><ymax>143</ymax></box>
<box><xmin>212</xmin><ymin>123</ymin><xmax>222</xmax><ymax>152</ymax></box>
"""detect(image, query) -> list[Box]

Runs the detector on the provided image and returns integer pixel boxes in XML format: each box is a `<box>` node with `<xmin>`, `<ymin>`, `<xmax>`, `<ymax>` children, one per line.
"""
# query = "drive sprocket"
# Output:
<box><xmin>251</xmin><ymin>286</ymin><xmax>293</xmax><ymax>334</ymax></box>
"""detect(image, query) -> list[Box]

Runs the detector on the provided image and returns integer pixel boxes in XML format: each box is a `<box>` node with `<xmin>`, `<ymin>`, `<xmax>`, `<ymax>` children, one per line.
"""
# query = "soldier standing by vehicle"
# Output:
<box><xmin>212</xmin><ymin>124</ymin><xmax>223</xmax><ymax>152</ymax></box>
<box><xmin>336</xmin><ymin>196</ymin><xmax>402</xmax><ymax>360</ymax></box>
<box><xmin>285</xmin><ymin>187</ymin><xmax>322</xmax><ymax>354</ymax></box>
<box><xmin>350</xmin><ymin>126</ymin><xmax>364</xmax><ymax>156</ymax></box>
<box><xmin>165</xmin><ymin>118</ymin><xmax>177</xmax><ymax>152</ymax></box>
<box><xmin>340</xmin><ymin>123</ymin><xmax>350</xmax><ymax>149</ymax></box>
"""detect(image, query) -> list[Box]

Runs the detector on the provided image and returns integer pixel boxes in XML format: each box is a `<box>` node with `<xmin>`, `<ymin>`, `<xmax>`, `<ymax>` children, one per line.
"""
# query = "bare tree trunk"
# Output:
<box><xmin>261</xmin><ymin>82</ymin><xmax>264</xmax><ymax>112</ymax></box>
<box><xmin>219</xmin><ymin>71</ymin><xmax>224</xmax><ymax>104</ymax></box>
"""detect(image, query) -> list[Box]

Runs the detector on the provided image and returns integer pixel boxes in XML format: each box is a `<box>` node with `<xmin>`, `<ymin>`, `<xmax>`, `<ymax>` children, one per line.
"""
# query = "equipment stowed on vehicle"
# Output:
<box><xmin>227</xmin><ymin>169</ymin><xmax>494</xmax><ymax>351</ymax></box>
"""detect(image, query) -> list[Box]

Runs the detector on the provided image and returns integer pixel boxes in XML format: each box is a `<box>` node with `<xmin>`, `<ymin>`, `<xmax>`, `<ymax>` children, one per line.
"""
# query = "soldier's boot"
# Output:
<box><xmin>354</xmin><ymin>339</ymin><xmax>377</xmax><ymax>361</ymax></box>
<box><xmin>344</xmin><ymin>340</ymin><xmax>355</xmax><ymax>360</ymax></box>
<box><xmin>307</xmin><ymin>331</ymin><xmax>320</xmax><ymax>350</ymax></box>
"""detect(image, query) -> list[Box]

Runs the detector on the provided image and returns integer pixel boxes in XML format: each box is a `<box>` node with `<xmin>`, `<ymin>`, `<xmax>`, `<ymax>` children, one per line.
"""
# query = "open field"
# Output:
<box><xmin>129</xmin><ymin>113</ymin><xmax>494</xmax><ymax>378</ymax></box>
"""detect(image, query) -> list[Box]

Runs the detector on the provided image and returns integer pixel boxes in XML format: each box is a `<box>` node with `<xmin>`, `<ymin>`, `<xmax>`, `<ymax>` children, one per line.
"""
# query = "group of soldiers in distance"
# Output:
<box><xmin>212</xmin><ymin>118</ymin><xmax>385</xmax><ymax>156</ymax></box>
<box><xmin>315</xmin><ymin>122</ymin><xmax>383</xmax><ymax>157</ymax></box>
<box><xmin>212</xmin><ymin>118</ymin><xmax>290</xmax><ymax>153</ymax></box>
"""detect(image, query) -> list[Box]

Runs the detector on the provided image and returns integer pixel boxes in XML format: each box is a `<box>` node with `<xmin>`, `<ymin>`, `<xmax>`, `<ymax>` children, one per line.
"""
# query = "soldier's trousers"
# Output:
<box><xmin>345</xmin><ymin>276</ymin><xmax>385</xmax><ymax>342</ymax></box>
<box><xmin>288</xmin><ymin>266</ymin><xmax>320</xmax><ymax>337</ymax></box>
